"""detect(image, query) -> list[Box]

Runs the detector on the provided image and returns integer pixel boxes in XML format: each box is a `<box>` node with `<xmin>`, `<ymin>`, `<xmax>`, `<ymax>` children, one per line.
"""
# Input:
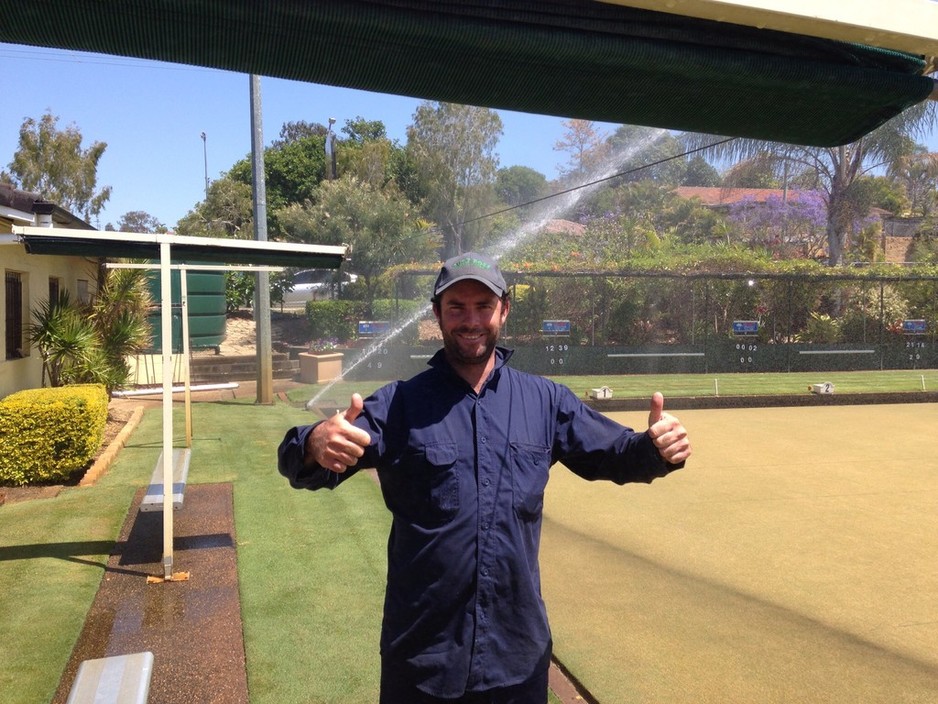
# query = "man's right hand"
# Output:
<box><xmin>306</xmin><ymin>393</ymin><xmax>372</xmax><ymax>473</ymax></box>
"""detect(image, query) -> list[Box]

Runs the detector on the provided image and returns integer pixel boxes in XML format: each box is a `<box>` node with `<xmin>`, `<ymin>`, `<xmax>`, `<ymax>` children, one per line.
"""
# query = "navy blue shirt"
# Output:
<box><xmin>278</xmin><ymin>347</ymin><xmax>680</xmax><ymax>698</ymax></box>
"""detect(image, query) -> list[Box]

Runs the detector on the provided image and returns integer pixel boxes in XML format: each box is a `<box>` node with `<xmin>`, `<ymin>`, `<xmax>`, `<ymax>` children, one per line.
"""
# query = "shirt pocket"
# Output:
<box><xmin>510</xmin><ymin>441</ymin><xmax>551</xmax><ymax>521</ymax></box>
<box><xmin>382</xmin><ymin>442</ymin><xmax>460</xmax><ymax>527</ymax></box>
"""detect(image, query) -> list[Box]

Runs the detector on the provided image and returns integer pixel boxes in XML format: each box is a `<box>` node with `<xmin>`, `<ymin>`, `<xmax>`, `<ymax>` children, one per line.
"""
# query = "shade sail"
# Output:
<box><xmin>1</xmin><ymin>1</ymin><xmax>934</xmax><ymax>147</ymax></box>
<box><xmin>14</xmin><ymin>228</ymin><xmax>346</xmax><ymax>268</ymax></box>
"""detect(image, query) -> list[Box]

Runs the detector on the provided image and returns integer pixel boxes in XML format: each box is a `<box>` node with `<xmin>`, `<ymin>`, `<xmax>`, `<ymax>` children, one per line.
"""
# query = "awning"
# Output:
<box><xmin>14</xmin><ymin>228</ymin><xmax>346</xmax><ymax>269</ymax></box>
<box><xmin>14</xmin><ymin>225</ymin><xmax>346</xmax><ymax>580</ymax></box>
<box><xmin>1</xmin><ymin>1</ymin><xmax>934</xmax><ymax>147</ymax></box>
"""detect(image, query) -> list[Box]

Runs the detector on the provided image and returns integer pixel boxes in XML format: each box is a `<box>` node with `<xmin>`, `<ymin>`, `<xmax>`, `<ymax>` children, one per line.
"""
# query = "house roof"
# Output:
<box><xmin>0</xmin><ymin>183</ymin><xmax>95</xmax><ymax>230</ymax></box>
<box><xmin>673</xmin><ymin>186</ymin><xmax>817</xmax><ymax>207</ymax></box>
<box><xmin>0</xmin><ymin>1</ymin><xmax>934</xmax><ymax>147</ymax></box>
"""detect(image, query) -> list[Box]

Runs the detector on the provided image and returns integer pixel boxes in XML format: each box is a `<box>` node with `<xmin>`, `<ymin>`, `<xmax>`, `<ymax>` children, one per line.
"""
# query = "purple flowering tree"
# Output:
<box><xmin>727</xmin><ymin>192</ymin><xmax>828</xmax><ymax>259</ymax></box>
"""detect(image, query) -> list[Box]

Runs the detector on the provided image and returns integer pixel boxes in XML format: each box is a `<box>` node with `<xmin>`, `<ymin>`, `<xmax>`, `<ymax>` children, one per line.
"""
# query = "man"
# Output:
<box><xmin>278</xmin><ymin>252</ymin><xmax>691</xmax><ymax>703</ymax></box>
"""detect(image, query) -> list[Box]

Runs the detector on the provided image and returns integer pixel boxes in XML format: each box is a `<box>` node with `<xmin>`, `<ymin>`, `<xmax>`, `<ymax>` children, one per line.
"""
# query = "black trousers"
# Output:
<box><xmin>379</xmin><ymin>664</ymin><xmax>549</xmax><ymax>704</ymax></box>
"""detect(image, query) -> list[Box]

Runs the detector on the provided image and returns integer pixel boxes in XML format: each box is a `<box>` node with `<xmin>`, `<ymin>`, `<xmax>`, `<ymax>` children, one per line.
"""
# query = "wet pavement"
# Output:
<box><xmin>52</xmin><ymin>483</ymin><xmax>248</xmax><ymax>704</ymax></box>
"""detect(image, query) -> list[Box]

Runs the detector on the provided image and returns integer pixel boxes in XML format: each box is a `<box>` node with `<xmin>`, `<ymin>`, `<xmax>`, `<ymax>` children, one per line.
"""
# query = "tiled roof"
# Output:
<box><xmin>673</xmin><ymin>186</ymin><xmax>815</xmax><ymax>206</ymax></box>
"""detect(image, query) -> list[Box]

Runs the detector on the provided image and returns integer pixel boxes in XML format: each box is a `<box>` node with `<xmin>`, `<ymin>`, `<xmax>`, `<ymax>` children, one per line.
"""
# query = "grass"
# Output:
<box><xmin>0</xmin><ymin>453</ymin><xmax>141</xmax><ymax>703</ymax></box>
<box><xmin>541</xmin><ymin>404</ymin><xmax>938</xmax><ymax>702</ymax></box>
<box><xmin>289</xmin><ymin>368</ymin><xmax>938</xmax><ymax>408</ymax></box>
<box><xmin>131</xmin><ymin>402</ymin><xmax>390</xmax><ymax>704</ymax></box>
<box><xmin>2</xmin><ymin>372</ymin><xmax>936</xmax><ymax>702</ymax></box>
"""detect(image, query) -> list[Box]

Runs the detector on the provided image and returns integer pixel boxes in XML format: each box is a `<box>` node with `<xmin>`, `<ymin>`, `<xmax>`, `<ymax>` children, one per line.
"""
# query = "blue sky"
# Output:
<box><xmin>2</xmin><ymin>42</ymin><xmax>936</xmax><ymax>232</ymax></box>
<box><xmin>0</xmin><ymin>43</ymin><xmax>610</xmax><ymax>231</ymax></box>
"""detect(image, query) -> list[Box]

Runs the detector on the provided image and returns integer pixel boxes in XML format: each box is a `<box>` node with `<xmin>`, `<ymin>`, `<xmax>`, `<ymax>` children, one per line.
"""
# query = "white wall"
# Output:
<box><xmin>0</xmin><ymin>242</ymin><xmax>99</xmax><ymax>399</ymax></box>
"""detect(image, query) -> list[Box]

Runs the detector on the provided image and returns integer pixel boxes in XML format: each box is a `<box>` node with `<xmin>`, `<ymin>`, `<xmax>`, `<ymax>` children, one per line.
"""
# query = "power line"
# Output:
<box><xmin>461</xmin><ymin>136</ymin><xmax>737</xmax><ymax>227</ymax></box>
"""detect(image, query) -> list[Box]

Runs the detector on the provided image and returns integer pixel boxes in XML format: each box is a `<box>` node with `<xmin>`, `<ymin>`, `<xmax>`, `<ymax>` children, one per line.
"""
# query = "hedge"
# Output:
<box><xmin>0</xmin><ymin>384</ymin><xmax>108</xmax><ymax>486</ymax></box>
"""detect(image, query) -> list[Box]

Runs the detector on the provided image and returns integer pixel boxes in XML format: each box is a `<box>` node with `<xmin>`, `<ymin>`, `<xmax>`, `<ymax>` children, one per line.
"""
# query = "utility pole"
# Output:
<box><xmin>201</xmin><ymin>131</ymin><xmax>209</xmax><ymax>200</ymax></box>
<box><xmin>250</xmin><ymin>75</ymin><xmax>274</xmax><ymax>404</ymax></box>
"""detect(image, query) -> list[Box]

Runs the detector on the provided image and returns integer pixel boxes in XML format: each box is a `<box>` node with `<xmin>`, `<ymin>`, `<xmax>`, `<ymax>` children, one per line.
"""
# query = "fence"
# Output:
<box><xmin>337</xmin><ymin>270</ymin><xmax>938</xmax><ymax>380</ymax></box>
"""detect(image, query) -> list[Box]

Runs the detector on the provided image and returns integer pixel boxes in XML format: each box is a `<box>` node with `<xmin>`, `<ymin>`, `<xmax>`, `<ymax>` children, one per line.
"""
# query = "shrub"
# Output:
<box><xmin>0</xmin><ymin>384</ymin><xmax>108</xmax><ymax>486</ymax></box>
<box><xmin>306</xmin><ymin>300</ymin><xmax>363</xmax><ymax>343</ymax></box>
<box><xmin>795</xmin><ymin>312</ymin><xmax>842</xmax><ymax>343</ymax></box>
<box><xmin>306</xmin><ymin>299</ymin><xmax>428</xmax><ymax>345</ymax></box>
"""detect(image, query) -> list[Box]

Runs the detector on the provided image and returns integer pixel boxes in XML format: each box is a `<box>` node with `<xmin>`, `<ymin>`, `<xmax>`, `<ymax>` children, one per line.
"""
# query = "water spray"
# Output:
<box><xmin>305</xmin><ymin>128</ymin><xmax>675</xmax><ymax>410</ymax></box>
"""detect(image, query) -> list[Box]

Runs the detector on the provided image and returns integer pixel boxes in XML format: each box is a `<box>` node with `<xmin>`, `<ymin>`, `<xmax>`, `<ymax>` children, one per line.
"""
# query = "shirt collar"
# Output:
<box><xmin>428</xmin><ymin>346</ymin><xmax>514</xmax><ymax>390</ymax></box>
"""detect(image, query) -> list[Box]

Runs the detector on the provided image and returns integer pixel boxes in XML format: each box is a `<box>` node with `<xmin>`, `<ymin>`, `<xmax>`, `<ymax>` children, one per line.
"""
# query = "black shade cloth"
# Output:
<box><xmin>1</xmin><ymin>0</ymin><xmax>933</xmax><ymax>146</ymax></box>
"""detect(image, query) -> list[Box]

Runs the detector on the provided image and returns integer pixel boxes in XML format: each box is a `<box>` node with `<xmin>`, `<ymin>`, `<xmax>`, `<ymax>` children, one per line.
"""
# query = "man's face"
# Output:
<box><xmin>434</xmin><ymin>280</ymin><xmax>509</xmax><ymax>368</ymax></box>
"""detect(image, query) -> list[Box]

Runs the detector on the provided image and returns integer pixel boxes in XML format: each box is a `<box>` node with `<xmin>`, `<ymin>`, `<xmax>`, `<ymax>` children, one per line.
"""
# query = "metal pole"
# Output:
<box><xmin>160</xmin><ymin>241</ymin><xmax>174</xmax><ymax>579</ymax></box>
<box><xmin>181</xmin><ymin>270</ymin><xmax>192</xmax><ymax>447</ymax></box>
<box><xmin>201</xmin><ymin>132</ymin><xmax>209</xmax><ymax>200</ymax></box>
<box><xmin>325</xmin><ymin>117</ymin><xmax>336</xmax><ymax>180</ymax></box>
<box><xmin>250</xmin><ymin>75</ymin><xmax>273</xmax><ymax>404</ymax></box>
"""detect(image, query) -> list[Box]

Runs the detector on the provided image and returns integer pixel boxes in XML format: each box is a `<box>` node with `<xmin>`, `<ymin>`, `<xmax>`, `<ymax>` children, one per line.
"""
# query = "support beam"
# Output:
<box><xmin>602</xmin><ymin>0</ymin><xmax>938</xmax><ymax>56</ymax></box>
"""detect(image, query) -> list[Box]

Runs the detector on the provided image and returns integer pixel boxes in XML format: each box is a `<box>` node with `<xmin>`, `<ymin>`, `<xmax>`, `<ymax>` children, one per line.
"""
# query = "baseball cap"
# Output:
<box><xmin>433</xmin><ymin>252</ymin><xmax>507</xmax><ymax>298</ymax></box>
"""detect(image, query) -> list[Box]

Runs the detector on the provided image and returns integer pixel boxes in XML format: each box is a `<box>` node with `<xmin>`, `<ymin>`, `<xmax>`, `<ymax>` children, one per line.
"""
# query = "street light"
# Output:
<box><xmin>201</xmin><ymin>131</ymin><xmax>209</xmax><ymax>200</ymax></box>
<box><xmin>325</xmin><ymin>117</ymin><xmax>336</xmax><ymax>180</ymax></box>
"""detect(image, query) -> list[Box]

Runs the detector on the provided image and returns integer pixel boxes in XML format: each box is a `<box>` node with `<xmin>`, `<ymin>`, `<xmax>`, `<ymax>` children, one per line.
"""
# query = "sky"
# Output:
<box><xmin>0</xmin><ymin>42</ymin><xmax>611</xmax><ymax>231</ymax></box>
<box><xmin>2</xmin><ymin>42</ymin><xmax>936</xmax><ymax>232</ymax></box>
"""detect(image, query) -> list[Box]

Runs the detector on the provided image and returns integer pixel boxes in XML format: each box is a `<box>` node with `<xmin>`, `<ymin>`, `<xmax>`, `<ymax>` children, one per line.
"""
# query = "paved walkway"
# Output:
<box><xmin>52</xmin><ymin>483</ymin><xmax>248</xmax><ymax>704</ymax></box>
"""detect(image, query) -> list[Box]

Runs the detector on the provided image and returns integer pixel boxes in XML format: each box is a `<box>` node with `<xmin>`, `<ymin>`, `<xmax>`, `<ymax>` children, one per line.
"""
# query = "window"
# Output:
<box><xmin>49</xmin><ymin>276</ymin><xmax>61</xmax><ymax>302</ymax></box>
<box><xmin>77</xmin><ymin>278</ymin><xmax>90</xmax><ymax>304</ymax></box>
<box><xmin>5</xmin><ymin>271</ymin><xmax>24</xmax><ymax>359</ymax></box>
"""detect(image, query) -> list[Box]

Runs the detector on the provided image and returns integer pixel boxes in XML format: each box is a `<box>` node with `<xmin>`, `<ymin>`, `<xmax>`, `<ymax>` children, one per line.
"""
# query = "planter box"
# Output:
<box><xmin>298</xmin><ymin>352</ymin><xmax>344</xmax><ymax>384</ymax></box>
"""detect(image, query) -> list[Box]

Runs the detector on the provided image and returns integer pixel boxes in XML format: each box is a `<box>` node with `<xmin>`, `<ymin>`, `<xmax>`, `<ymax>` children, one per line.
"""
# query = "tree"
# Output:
<box><xmin>338</xmin><ymin>117</ymin><xmax>410</xmax><ymax>191</ymax></box>
<box><xmin>726</xmin><ymin>192</ymin><xmax>828</xmax><ymax>259</ymax></box>
<box><xmin>273</xmin><ymin>120</ymin><xmax>328</xmax><ymax>147</ymax></box>
<box><xmin>109</xmin><ymin>210</ymin><xmax>167</xmax><ymax>233</ymax></box>
<box><xmin>686</xmin><ymin>101</ymin><xmax>938</xmax><ymax>265</ymax></box>
<box><xmin>495</xmin><ymin>166</ymin><xmax>548</xmax><ymax>209</ymax></box>
<box><xmin>681</xmin><ymin>155</ymin><xmax>722</xmax><ymax>187</ymax></box>
<box><xmin>6</xmin><ymin>111</ymin><xmax>111</xmax><ymax>222</ymax></box>
<box><xmin>279</xmin><ymin>177</ymin><xmax>440</xmax><ymax>306</ymax></box>
<box><xmin>607</xmin><ymin>125</ymin><xmax>684</xmax><ymax>186</ymax></box>
<box><xmin>406</xmin><ymin>102</ymin><xmax>503</xmax><ymax>257</ymax></box>
<box><xmin>553</xmin><ymin>119</ymin><xmax>609</xmax><ymax>181</ymax></box>
<box><xmin>228</xmin><ymin>134</ymin><xmax>327</xmax><ymax>213</ymax></box>
<box><xmin>342</xmin><ymin>117</ymin><xmax>387</xmax><ymax>144</ymax></box>
<box><xmin>888</xmin><ymin>147</ymin><xmax>938</xmax><ymax>216</ymax></box>
<box><xmin>175</xmin><ymin>175</ymin><xmax>254</xmax><ymax>238</ymax></box>
<box><xmin>720</xmin><ymin>152</ymin><xmax>783</xmax><ymax>189</ymax></box>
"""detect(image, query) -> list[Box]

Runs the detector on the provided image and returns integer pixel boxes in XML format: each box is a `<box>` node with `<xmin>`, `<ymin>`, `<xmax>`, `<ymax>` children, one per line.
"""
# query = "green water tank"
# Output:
<box><xmin>145</xmin><ymin>268</ymin><xmax>226</xmax><ymax>353</ymax></box>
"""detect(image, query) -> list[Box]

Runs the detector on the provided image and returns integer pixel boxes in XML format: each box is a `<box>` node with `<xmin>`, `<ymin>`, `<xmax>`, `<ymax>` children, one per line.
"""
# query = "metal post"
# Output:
<box><xmin>250</xmin><ymin>75</ymin><xmax>273</xmax><ymax>404</ymax></box>
<box><xmin>326</xmin><ymin>117</ymin><xmax>336</xmax><ymax>180</ymax></box>
<box><xmin>201</xmin><ymin>132</ymin><xmax>209</xmax><ymax>200</ymax></box>
<box><xmin>181</xmin><ymin>270</ymin><xmax>192</xmax><ymax>447</ymax></box>
<box><xmin>160</xmin><ymin>241</ymin><xmax>174</xmax><ymax>579</ymax></box>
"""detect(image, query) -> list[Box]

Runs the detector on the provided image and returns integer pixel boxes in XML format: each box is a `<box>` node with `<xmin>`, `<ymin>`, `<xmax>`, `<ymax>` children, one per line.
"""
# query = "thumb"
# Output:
<box><xmin>343</xmin><ymin>393</ymin><xmax>364</xmax><ymax>424</ymax></box>
<box><xmin>648</xmin><ymin>392</ymin><xmax>664</xmax><ymax>429</ymax></box>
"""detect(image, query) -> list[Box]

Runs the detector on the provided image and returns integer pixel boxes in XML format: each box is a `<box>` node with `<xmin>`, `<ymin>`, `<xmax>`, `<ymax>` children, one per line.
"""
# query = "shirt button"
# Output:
<box><xmin>482</xmin><ymin>522</ymin><xmax>489</xmax><ymax>531</ymax></box>
<box><xmin>482</xmin><ymin>478</ymin><xmax>490</xmax><ymax>486</ymax></box>
<box><xmin>482</xmin><ymin>568</ymin><xmax>489</xmax><ymax>576</ymax></box>
<box><xmin>481</xmin><ymin>436</ymin><xmax>487</xmax><ymax>444</ymax></box>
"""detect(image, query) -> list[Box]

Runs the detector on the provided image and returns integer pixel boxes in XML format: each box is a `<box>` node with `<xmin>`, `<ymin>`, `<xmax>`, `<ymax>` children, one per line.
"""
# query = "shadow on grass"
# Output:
<box><xmin>0</xmin><ymin>510</ymin><xmax>233</xmax><ymax>580</ymax></box>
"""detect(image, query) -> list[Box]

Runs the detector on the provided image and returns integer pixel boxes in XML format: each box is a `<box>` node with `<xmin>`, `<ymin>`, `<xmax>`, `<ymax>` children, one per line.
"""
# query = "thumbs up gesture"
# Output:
<box><xmin>307</xmin><ymin>393</ymin><xmax>373</xmax><ymax>473</ymax></box>
<box><xmin>646</xmin><ymin>392</ymin><xmax>691</xmax><ymax>465</ymax></box>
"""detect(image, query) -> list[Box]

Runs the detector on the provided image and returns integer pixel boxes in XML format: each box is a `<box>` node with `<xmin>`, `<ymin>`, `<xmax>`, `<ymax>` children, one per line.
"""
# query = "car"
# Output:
<box><xmin>281</xmin><ymin>269</ymin><xmax>358</xmax><ymax>306</ymax></box>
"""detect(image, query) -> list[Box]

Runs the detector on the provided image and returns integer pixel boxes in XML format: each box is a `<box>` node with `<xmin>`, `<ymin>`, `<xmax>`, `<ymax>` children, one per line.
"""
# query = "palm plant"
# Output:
<box><xmin>88</xmin><ymin>268</ymin><xmax>153</xmax><ymax>383</ymax></box>
<box><xmin>29</xmin><ymin>290</ymin><xmax>96</xmax><ymax>387</ymax></box>
<box><xmin>29</xmin><ymin>267</ymin><xmax>152</xmax><ymax>394</ymax></box>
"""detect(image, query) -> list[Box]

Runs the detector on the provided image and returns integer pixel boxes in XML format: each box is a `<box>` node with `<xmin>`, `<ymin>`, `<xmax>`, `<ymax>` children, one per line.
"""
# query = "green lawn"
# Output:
<box><xmin>290</xmin><ymin>368</ymin><xmax>938</xmax><ymax>408</ymax></box>
<box><xmin>2</xmin><ymin>373</ymin><xmax>936</xmax><ymax>702</ymax></box>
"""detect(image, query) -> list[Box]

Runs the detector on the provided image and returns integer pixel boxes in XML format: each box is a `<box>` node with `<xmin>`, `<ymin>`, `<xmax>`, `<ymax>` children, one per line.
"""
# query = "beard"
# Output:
<box><xmin>441</xmin><ymin>325</ymin><xmax>499</xmax><ymax>368</ymax></box>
